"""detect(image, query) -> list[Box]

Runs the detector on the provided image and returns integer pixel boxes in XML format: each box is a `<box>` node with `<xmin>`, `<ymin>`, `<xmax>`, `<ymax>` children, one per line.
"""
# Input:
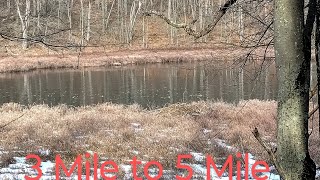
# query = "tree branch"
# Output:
<box><xmin>309</xmin><ymin>106</ymin><xmax>319</xmax><ymax>119</ymax></box>
<box><xmin>144</xmin><ymin>0</ymin><xmax>238</xmax><ymax>39</ymax></box>
<box><xmin>309</xmin><ymin>83</ymin><xmax>318</xmax><ymax>100</ymax></box>
<box><xmin>0</xmin><ymin>113</ymin><xmax>25</xmax><ymax>131</ymax></box>
<box><xmin>252</xmin><ymin>128</ymin><xmax>285</xmax><ymax>179</ymax></box>
<box><xmin>0</xmin><ymin>29</ymin><xmax>90</xmax><ymax>49</ymax></box>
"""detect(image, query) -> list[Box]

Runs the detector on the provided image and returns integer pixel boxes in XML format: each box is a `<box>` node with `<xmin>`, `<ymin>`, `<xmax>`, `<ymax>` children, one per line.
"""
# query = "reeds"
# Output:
<box><xmin>0</xmin><ymin>100</ymin><xmax>318</xmax><ymax>170</ymax></box>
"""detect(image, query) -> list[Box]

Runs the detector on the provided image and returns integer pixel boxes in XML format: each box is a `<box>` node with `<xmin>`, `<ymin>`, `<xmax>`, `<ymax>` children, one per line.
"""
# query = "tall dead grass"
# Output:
<box><xmin>0</xmin><ymin>100</ymin><xmax>318</xmax><ymax>171</ymax></box>
<box><xmin>0</xmin><ymin>47</ymin><xmax>244</xmax><ymax>73</ymax></box>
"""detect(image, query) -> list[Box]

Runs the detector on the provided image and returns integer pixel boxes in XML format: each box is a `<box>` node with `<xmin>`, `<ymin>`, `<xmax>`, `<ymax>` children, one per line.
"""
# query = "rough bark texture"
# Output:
<box><xmin>316</xmin><ymin>0</ymin><xmax>320</xmax><ymax>137</ymax></box>
<box><xmin>274</xmin><ymin>0</ymin><xmax>316</xmax><ymax>179</ymax></box>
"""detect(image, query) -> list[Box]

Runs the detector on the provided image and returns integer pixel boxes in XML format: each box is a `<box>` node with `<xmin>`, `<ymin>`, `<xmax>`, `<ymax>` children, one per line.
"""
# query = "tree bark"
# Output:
<box><xmin>57</xmin><ymin>0</ymin><xmax>61</xmax><ymax>29</ymax></box>
<box><xmin>67</xmin><ymin>0</ymin><xmax>73</xmax><ymax>40</ymax></box>
<box><xmin>274</xmin><ymin>0</ymin><xmax>316</xmax><ymax>179</ymax></box>
<box><xmin>86</xmin><ymin>0</ymin><xmax>91</xmax><ymax>41</ymax></box>
<box><xmin>80</xmin><ymin>0</ymin><xmax>84</xmax><ymax>46</ymax></box>
<box><xmin>316</xmin><ymin>0</ymin><xmax>320</xmax><ymax>135</ymax></box>
<box><xmin>102</xmin><ymin>0</ymin><xmax>106</xmax><ymax>33</ymax></box>
<box><xmin>15</xmin><ymin>0</ymin><xmax>30</xmax><ymax>49</ymax></box>
<box><xmin>106</xmin><ymin>0</ymin><xmax>115</xmax><ymax>30</ymax></box>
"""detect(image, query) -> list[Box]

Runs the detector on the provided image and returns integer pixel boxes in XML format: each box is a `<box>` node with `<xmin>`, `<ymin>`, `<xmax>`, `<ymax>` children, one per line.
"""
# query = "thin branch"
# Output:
<box><xmin>0</xmin><ymin>113</ymin><xmax>25</xmax><ymax>131</ymax></box>
<box><xmin>0</xmin><ymin>30</ymin><xmax>92</xmax><ymax>49</ymax></box>
<box><xmin>309</xmin><ymin>83</ymin><xmax>318</xmax><ymax>100</ymax></box>
<box><xmin>143</xmin><ymin>10</ymin><xmax>188</xmax><ymax>28</ymax></box>
<box><xmin>144</xmin><ymin>0</ymin><xmax>238</xmax><ymax>39</ymax></box>
<box><xmin>242</xmin><ymin>8</ymin><xmax>273</xmax><ymax>30</ymax></box>
<box><xmin>240</xmin><ymin>23</ymin><xmax>273</xmax><ymax>69</ymax></box>
<box><xmin>309</xmin><ymin>102</ymin><xmax>316</xmax><ymax>136</ymax></box>
<box><xmin>252</xmin><ymin>128</ymin><xmax>285</xmax><ymax>179</ymax></box>
<box><xmin>309</xmin><ymin>106</ymin><xmax>319</xmax><ymax>119</ymax></box>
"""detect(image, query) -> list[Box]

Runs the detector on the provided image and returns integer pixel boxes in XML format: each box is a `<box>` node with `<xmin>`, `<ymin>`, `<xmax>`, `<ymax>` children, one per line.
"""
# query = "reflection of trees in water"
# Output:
<box><xmin>88</xmin><ymin>71</ymin><xmax>93</xmax><ymax>103</ymax></box>
<box><xmin>69</xmin><ymin>71</ymin><xmax>74</xmax><ymax>103</ymax></box>
<box><xmin>264</xmin><ymin>69</ymin><xmax>270</xmax><ymax>100</ymax></box>
<box><xmin>201</xmin><ymin>60</ymin><xmax>276</xmax><ymax>103</ymax></box>
<box><xmin>238</xmin><ymin>67</ymin><xmax>244</xmax><ymax>102</ymax></box>
<box><xmin>168</xmin><ymin>66</ymin><xmax>178</xmax><ymax>104</ymax></box>
<box><xmin>81</xmin><ymin>70</ymin><xmax>86</xmax><ymax>105</ymax></box>
<box><xmin>182</xmin><ymin>71</ymin><xmax>188</xmax><ymax>102</ymax></box>
<box><xmin>38</xmin><ymin>73</ymin><xmax>43</xmax><ymax>102</ymax></box>
<box><xmin>0</xmin><ymin>62</ymin><xmax>278</xmax><ymax>108</ymax></box>
<box><xmin>22</xmin><ymin>74</ymin><xmax>32</xmax><ymax>104</ymax></box>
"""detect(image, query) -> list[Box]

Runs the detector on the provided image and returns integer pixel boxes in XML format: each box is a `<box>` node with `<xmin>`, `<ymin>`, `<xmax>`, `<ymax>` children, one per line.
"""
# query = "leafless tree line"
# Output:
<box><xmin>0</xmin><ymin>0</ymin><xmax>273</xmax><ymax>51</ymax></box>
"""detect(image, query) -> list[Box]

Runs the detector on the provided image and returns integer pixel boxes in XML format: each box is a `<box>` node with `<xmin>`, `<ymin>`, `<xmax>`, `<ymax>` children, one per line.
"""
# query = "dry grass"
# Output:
<box><xmin>0</xmin><ymin>100</ymin><xmax>318</xmax><ymax>172</ymax></box>
<box><xmin>0</xmin><ymin>46</ymin><xmax>273</xmax><ymax>73</ymax></box>
<box><xmin>0</xmin><ymin>102</ymin><xmax>201</xmax><ymax>169</ymax></box>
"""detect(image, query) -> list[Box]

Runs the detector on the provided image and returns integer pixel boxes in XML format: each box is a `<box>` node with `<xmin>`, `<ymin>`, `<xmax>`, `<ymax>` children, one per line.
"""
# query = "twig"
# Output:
<box><xmin>0</xmin><ymin>113</ymin><xmax>25</xmax><ymax>131</ymax></box>
<box><xmin>143</xmin><ymin>0</ymin><xmax>238</xmax><ymax>39</ymax></box>
<box><xmin>309</xmin><ymin>83</ymin><xmax>318</xmax><ymax>100</ymax></box>
<box><xmin>5</xmin><ymin>45</ymin><xmax>19</xmax><ymax>56</ymax></box>
<box><xmin>309</xmin><ymin>105</ymin><xmax>319</xmax><ymax>119</ymax></box>
<box><xmin>252</xmin><ymin>127</ymin><xmax>285</xmax><ymax>179</ymax></box>
<box><xmin>309</xmin><ymin>102</ymin><xmax>316</xmax><ymax>136</ymax></box>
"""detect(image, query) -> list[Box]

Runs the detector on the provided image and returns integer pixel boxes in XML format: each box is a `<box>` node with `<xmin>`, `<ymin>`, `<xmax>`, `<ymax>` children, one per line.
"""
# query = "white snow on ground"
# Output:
<box><xmin>190</xmin><ymin>152</ymin><xmax>205</xmax><ymax>162</ymax></box>
<box><xmin>0</xmin><ymin>140</ymin><xmax>318</xmax><ymax>179</ymax></box>
<box><xmin>214</xmin><ymin>139</ymin><xmax>237</xmax><ymax>151</ymax></box>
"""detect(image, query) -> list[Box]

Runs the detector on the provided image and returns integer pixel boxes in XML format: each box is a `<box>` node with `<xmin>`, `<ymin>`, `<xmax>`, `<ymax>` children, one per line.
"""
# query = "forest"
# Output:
<box><xmin>0</xmin><ymin>0</ymin><xmax>272</xmax><ymax>53</ymax></box>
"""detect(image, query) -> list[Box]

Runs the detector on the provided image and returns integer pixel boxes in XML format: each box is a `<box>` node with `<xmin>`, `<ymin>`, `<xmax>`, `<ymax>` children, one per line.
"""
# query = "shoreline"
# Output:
<box><xmin>0</xmin><ymin>46</ymin><xmax>272</xmax><ymax>73</ymax></box>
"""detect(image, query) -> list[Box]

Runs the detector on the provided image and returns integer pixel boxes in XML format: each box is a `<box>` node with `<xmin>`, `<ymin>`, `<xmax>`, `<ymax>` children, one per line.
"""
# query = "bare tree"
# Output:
<box><xmin>128</xmin><ymin>0</ymin><xmax>141</xmax><ymax>44</ymax></box>
<box><xmin>15</xmin><ymin>0</ymin><xmax>31</xmax><ymax>49</ymax></box>
<box><xmin>67</xmin><ymin>0</ymin><xmax>73</xmax><ymax>40</ymax></box>
<box><xmin>86</xmin><ymin>0</ymin><xmax>91</xmax><ymax>41</ymax></box>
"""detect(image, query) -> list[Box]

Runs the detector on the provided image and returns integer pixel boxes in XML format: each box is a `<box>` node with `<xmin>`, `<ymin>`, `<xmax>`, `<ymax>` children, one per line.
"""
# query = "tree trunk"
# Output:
<box><xmin>15</xmin><ymin>0</ymin><xmax>30</xmax><ymax>49</ymax></box>
<box><xmin>105</xmin><ymin>0</ymin><xmax>115</xmax><ymax>31</ymax></box>
<box><xmin>57</xmin><ymin>0</ymin><xmax>61</xmax><ymax>29</ymax></box>
<box><xmin>316</xmin><ymin>0</ymin><xmax>320</xmax><ymax>136</ymax></box>
<box><xmin>274</xmin><ymin>0</ymin><xmax>316</xmax><ymax>179</ymax></box>
<box><xmin>102</xmin><ymin>0</ymin><xmax>106</xmax><ymax>33</ymax></box>
<box><xmin>80</xmin><ymin>0</ymin><xmax>84</xmax><ymax>46</ymax></box>
<box><xmin>68</xmin><ymin>0</ymin><xmax>73</xmax><ymax>40</ymax></box>
<box><xmin>37</xmin><ymin>0</ymin><xmax>41</xmax><ymax>31</ymax></box>
<box><xmin>86</xmin><ymin>0</ymin><xmax>91</xmax><ymax>41</ymax></box>
<box><xmin>238</xmin><ymin>0</ymin><xmax>243</xmax><ymax>43</ymax></box>
<box><xmin>7</xmin><ymin>0</ymin><xmax>11</xmax><ymax>10</ymax></box>
<box><xmin>168</xmin><ymin>0</ymin><xmax>173</xmax><ymax>44</ymax></box>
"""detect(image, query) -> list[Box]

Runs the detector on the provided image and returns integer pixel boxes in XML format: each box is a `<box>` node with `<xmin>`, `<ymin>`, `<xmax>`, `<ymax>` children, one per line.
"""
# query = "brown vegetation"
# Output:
<box><xmin>0</xmin><ymin>100</ymin><xmax>318</xmax><ymax>171</ymax></box>
<box><xmin>0</xmin><ymin>46</ymin><xmax>258</xmax><ymax>73</ymax></box>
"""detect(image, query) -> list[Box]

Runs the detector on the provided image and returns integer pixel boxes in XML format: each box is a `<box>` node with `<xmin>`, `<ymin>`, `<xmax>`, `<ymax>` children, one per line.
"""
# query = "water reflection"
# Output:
<box><xmin>0</xmin><ymin>62</ymin><xmax>278</xmax><ymax>108</ymax></box>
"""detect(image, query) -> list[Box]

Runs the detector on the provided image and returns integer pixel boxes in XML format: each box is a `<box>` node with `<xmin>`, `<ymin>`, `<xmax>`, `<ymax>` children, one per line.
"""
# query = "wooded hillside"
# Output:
<box><xmin>0</xmin><ymin>0</ymin><xmax>273</xmax><ymax>54</ymax></box>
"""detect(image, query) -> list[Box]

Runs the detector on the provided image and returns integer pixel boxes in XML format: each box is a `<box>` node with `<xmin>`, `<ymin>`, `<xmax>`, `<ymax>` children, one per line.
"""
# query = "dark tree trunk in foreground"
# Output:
<box><xmin>274</xmin><ymin>0</ymin><xmax>316</xmax><ymax>179</ymax></box>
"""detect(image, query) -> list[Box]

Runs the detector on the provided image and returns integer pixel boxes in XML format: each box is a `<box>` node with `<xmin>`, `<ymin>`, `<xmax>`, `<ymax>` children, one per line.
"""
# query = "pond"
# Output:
<box><xmin>0</xmin><ymin>61</ymin><xmax>284</xmax><ymax>108</ymax></box>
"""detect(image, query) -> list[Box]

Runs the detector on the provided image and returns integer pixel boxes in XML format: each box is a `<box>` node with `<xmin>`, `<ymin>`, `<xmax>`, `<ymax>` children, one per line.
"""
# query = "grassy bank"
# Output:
<box><xmin>0</xmin><ymin>46</ymin><xmax>273</xmax><ymax>73</ymax></box>
<box><xmin>0</xmin><ymin>100</ymin><xmax>318</xmax><ymax>171</ymax></box>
